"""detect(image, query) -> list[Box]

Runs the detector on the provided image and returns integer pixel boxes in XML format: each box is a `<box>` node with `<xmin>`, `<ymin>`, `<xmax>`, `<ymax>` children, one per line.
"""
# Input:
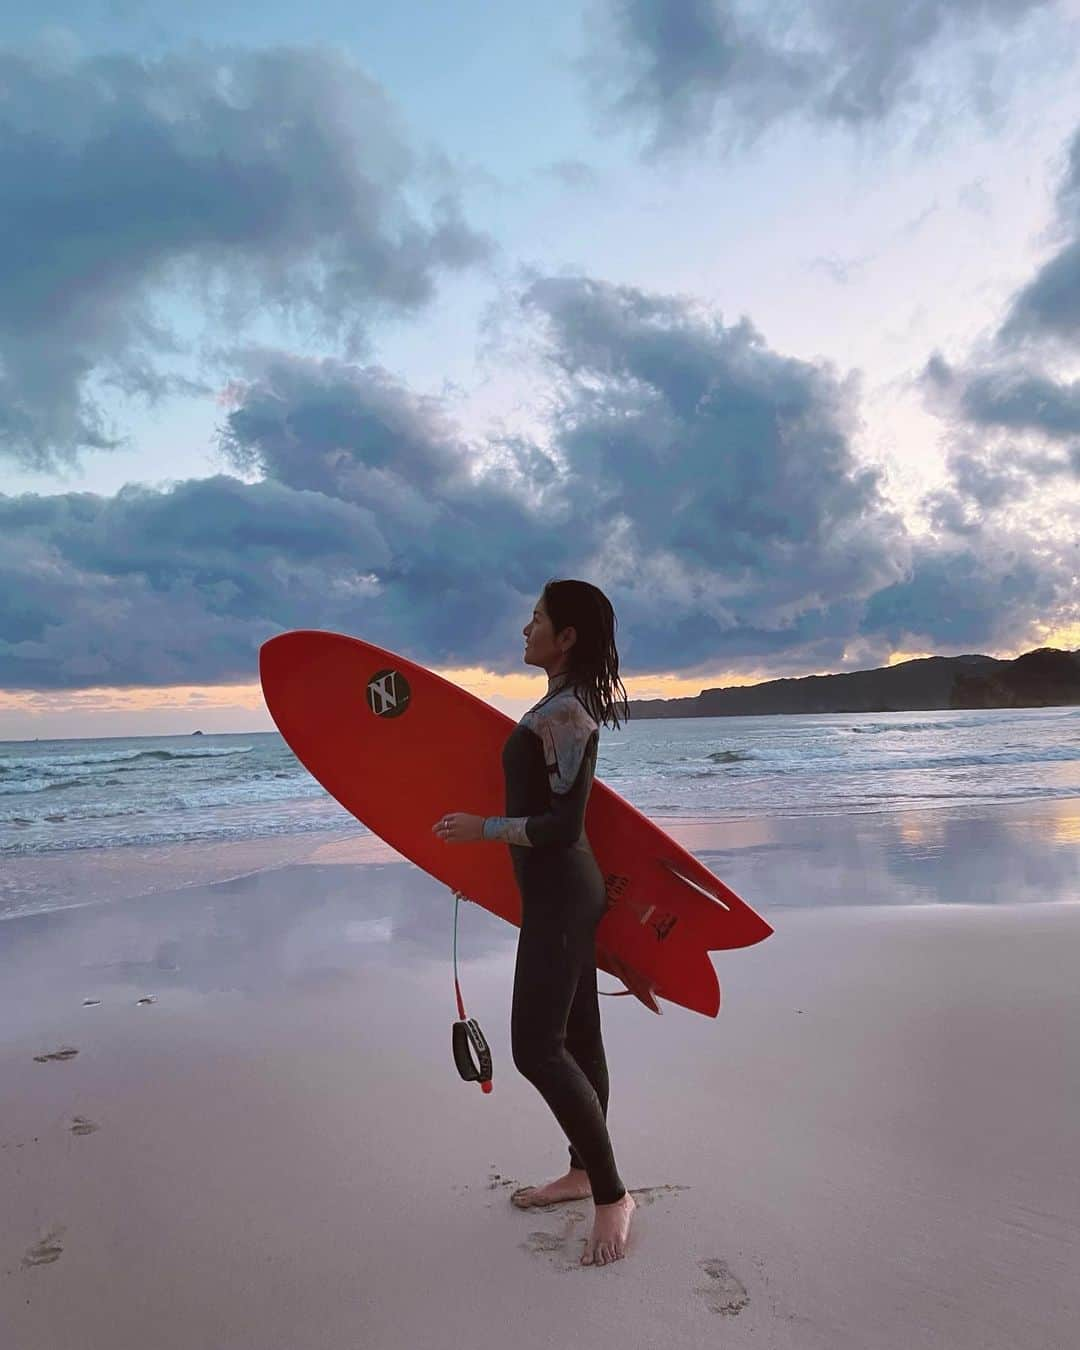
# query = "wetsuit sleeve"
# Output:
<box><xmin>481</xmin><ymin>814</ymin><xmax>533</xmax><ymax>845</ymax></box>
<box><xmin>483</xmin><ymin>702</ymin><xmax>598</xmax><ymax>848</ymax></box>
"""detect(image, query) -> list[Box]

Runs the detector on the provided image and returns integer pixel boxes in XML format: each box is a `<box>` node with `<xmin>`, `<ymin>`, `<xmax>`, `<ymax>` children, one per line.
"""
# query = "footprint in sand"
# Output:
<box><xmin>514</xmin><ymin>1184</ymin><xmax>690</xmax><ymax>1270</ymax></box>
<box><xmin>505</xmin><ymin>1180</ymin><xmax>689</xmax><ymax>1211</ymax></box>
<box><xmin>32</xmin><ymin>1047</ymin><xmax>79</xmax><ymax>1063</ymax></box>
<box><xmin>696</xmin><ymin>1258</ymin><xmax>749</xmax><ymax>1315</ymax></box>
<box><xmin>519</xmin><ymin>1209</ymin><xmax>590</xmax><ymax>1269</ymax></box>
<box><xmin>624</xmin><ymin>1183</ymin><xmax>688</xmax><ymax>1207</ymax></box>
<box><xmin>69</xmin><ymin>1116</ymin><xmax>99</xmax><ymax>1136</ymax></box>
<box><xmin>21</xmin><ymin>1227</ymin><xmax>66</xmax><ymax>1268</ymax></box>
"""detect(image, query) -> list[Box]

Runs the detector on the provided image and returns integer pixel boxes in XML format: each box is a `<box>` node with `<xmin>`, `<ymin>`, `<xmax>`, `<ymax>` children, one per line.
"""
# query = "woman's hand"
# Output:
<box><xmin>432</xmin><ymin>812</ymin><xmax>485</xmax><ymax>844</ymax></box>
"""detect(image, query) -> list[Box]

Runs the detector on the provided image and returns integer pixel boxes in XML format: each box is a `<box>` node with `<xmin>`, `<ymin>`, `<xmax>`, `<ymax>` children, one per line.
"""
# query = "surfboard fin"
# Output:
<box><xmin>598</xmin><ymin>949</ymin><xmax>662</xmax><ymax>1015</ymax></box>
<box><xmin>660</xmin><ymin>859</ymin><xmax>731</xmax><ymax>911</ymax></box>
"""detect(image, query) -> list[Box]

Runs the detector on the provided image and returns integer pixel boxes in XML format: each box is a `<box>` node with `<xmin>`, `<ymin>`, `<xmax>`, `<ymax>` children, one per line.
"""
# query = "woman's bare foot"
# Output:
<box><xmin>510</xmin><ymin>1166</ymin><xmax>592</xmax><ymax>1209</ymax></box>
<box><xmin>581</xmin><ymin>1190</ymin><xmax>636</xmax><ymax>1266</ymax></box>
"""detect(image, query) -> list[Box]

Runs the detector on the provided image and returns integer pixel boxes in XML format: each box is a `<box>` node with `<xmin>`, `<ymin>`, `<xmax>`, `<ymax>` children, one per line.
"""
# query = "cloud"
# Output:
<box><xmin>0</xmin><ymin>44</ymin><xmax>491</xmax><ymax>472</ymax></box>
<box><xmin>914</xmin><ymin>351</ymin><xmax>1080</xmax><ymax>540</ymax></box>
<box><xmin>861</xmin><ymin>531</ymin><xmax>1073</xmax><ymax>650</ymax></box>
<box><xmin>998</xmin><ymin>124</ymin><xmax>1080</xmax><ymax>344</ymax></box>
<box><xmin>540</xmin><ymin>159</ymin><xmax>602</xmax><ymax>191</ymax></box>
<box><xmin>0</xmin><ymin>349</ymin><xmax>579</xmax><ymax>691</ymax></box>
<box><xmin>958</xmin><ymin>175</ymin><xmax>994</xmax><ymax>217</ymax></box>
<box><xmin>913</xmin><ymin>122</ymin><xmax>1080</xmax><ymax>522</ymax></box>
<box><xmin>807</xmin><ymin>254</ymin><xmax>868</xmax><ymax>285</ymax></box>
<box><xmin>518</xmin><ymin>275</ymin><xmax>1074</xmax><ymax>660</ymax></box>
<box><xmin>518</xmin><ymin>274</ymin><xmax>905</xmax><ymax>596</ymax></box>
<box><xmin>584</xmin><ymin>0</ymin><xmax>1055</xmax><ymax>155</ymax></box>
<box><xmin>4</xmin><ymin>274</ymin><xmax>1075</xmax><ymax>693</ymax></box>
<box><xmin>923</xmin><ymin>354</ymin><xmax>1080</xmax><ymax>445</ymax></box>
<box><xmin>0</xmin><ymin>475</ymin><xmax>391</xmax><ymax>689</ymax></box>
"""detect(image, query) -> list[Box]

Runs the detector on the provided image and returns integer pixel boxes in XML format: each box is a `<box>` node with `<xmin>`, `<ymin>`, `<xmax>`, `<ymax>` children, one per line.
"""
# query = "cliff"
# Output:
<box><xmin>627</xmin><ymin>647</ymin><xmax>1080</xmax><ymax>719</ymax></box>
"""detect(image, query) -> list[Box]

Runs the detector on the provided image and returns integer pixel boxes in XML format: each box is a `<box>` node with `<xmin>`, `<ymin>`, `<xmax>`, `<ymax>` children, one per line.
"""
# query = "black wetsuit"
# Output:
<box><xmin>482</xmin><ymin>674</ymin><xmax>626</xmax><ymax>1205</ymax></box>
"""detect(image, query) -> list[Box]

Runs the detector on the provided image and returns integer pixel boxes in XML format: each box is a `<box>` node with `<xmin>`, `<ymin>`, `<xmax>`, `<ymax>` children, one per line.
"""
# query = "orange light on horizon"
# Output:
<box><xmin>887</xmin><ymin>649</ymin><xmax>936</xmax><ymax>665</ymax></box>
<box><xmin>0</xmin><ymin>663</ymin><xmax>771</xmax><ymax>737</ymax></box>
<box><xmin>1034</xmin><ymin>621</ymin><xmax>1080</xmax><ymax>652</ymax></box>
<box><xmin>1</xmin><ymin>629</ymin><xmax>1074</xmax><ymax>740</ymax></box>
<box><xmin>0</xmin><ymin>681</ymin><xmax>269</xmax><ymax>717</ymax></box>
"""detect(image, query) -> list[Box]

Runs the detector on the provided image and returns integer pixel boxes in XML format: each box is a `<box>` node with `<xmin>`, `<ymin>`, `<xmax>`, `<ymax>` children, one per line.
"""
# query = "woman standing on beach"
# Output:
<box><xmin>432</xmin><ymin>578</ymin><xmax>635</xmax><ymax>1267</ymax></box>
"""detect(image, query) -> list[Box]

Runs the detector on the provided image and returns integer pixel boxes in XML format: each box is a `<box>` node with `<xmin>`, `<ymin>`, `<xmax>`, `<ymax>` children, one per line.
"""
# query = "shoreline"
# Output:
<box><xmin>4</xmin><ymin>793</ymin><xmax>1079</xmax><ymax>926</ymax></box>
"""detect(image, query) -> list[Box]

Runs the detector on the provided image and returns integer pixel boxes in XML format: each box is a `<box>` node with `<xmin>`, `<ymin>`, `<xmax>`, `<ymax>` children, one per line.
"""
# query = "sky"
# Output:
<box><xmin>2</xmin><ymin>0</ymin><xmax>1080</xmax><ymax>739</ymax></box>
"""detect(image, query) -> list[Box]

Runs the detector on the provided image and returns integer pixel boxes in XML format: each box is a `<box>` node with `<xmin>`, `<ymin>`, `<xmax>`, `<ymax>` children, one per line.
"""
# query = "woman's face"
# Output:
<box><xmin>523</xmin><ymin>596</ymin><xmax>575</xmax><ymax>674</ymax></box>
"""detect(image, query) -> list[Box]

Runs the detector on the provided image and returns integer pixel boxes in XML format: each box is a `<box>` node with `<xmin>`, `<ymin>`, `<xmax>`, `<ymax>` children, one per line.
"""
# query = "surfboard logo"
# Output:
<box><xmin>628</xmin><ymin>900</ymin><xmax>679</xmax><ymax>942</ymax></box>
<box><xmin>366</xmin><ymin>669</ymin><xmax>411</xmax><ymax>718</ymax></box>
<box><xmin>605</xmin><ymin>872</ymin><xmax>630</xmax><ymax>902</ymax></box>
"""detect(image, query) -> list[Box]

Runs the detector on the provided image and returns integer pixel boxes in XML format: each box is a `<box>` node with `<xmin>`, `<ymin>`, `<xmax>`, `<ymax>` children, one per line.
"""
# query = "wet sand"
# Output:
<box><xmin>2</xmin><ymin>801</ymin><xmax>1078</xmax><ymax>1348</ymax></box>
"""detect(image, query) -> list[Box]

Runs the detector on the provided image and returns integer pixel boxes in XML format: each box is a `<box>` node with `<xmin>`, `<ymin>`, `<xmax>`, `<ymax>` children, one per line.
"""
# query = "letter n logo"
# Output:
<box><xmin>366</xmin><ymin>668</ymin><xmax>411</xmax><ymax>719</ymax></box>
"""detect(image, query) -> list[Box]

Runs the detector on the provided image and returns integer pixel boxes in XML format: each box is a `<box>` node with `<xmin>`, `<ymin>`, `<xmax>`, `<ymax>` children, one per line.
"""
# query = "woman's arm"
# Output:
<box><xmin>483</xmin><ymin>706</ymin><xmax>598</xmax><ymax>848</ymax></box>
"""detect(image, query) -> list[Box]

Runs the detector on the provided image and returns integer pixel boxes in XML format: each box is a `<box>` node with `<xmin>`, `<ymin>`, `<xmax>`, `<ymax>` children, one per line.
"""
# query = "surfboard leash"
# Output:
<box><xmin>447</xmin><ymin>887</ymin><xmax>655</xmax><ymax>1092</ymax></box>
<box><xmin>450</xmin><ymin>889</ymin><xmax>493</xmax><ymax>1094</ymax></box>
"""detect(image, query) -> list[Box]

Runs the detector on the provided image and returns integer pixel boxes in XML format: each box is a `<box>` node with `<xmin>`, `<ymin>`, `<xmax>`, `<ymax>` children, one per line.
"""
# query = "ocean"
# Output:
<box><xmin>3</xmin><ymin>704</ymin><xmax>1078</xmax><ymax>921</ymax></box>
<box><xmin>5</xmin><ymin>706</ymin><xmax>1078</xmax><ymax>858</ymax></box>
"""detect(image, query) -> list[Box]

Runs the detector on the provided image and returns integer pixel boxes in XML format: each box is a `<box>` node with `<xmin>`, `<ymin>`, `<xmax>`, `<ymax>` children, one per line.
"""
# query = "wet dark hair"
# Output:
<box><xmin>541</xmin><ymin>578</ymin><xmax>630</xmax><ymax>730</ymax></box>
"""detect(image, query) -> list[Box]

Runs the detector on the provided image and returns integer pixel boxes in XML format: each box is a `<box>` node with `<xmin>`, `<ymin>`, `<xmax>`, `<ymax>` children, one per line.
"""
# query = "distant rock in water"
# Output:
<box><xmin>627</xmin><ymin>647</ymin><xmax>1080</xmax><ymax>718</ymax></box>
<box><xmin>191</xmin><ymin>729</ymin><xmax>204</xmax><ymax>735</ymax></box>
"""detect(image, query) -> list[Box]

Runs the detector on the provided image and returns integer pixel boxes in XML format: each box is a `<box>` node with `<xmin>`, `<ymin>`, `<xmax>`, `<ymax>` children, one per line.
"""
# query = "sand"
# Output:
<box><xmin>2</xmin><ymin>804</ymin><xmax>1078</xmax><ymax>1349</ymax></box>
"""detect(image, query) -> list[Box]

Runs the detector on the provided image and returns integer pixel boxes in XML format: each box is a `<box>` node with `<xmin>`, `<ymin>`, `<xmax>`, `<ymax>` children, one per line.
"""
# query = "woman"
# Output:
<box><xmin>432</xmin><ymin>578</ymin><xmax>636</xmax><ymax>1268</ymax></box>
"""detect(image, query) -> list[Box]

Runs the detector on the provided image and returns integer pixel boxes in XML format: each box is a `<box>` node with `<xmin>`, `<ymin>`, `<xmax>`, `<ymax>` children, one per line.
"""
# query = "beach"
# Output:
<box><xmin>2</xmin><ymin>801</ymin><xmax>1078</xmax><ymax>1349</ymax></box>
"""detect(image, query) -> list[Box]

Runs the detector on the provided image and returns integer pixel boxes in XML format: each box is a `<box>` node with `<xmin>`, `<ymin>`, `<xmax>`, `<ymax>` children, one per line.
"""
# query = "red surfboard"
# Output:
<box><xmin>259</xmin><ymin>630</ymin><xmax>772</xmax><ymax>1017</ymax></box>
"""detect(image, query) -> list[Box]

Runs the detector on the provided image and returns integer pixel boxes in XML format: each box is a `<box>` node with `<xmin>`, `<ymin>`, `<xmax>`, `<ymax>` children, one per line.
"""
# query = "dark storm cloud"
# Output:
<box><xmin>914</xmin><ymin>354</ymin><xmax>1079</xmax><ymax>535</ymax></box>
<box><xmin>217</xmin><ymin>351</ymin><xmax>476</xmax><ymax>497</ymax></box>
<box><xmin>214</xmin><ymin>350</ymin><xmax>588</xmax><ymax>660</ymax></box>
<box><xmin>861</xmin><ymin>533</ymin><xmax>1071</xmax><ymax>651</ymax></box>
<box><xmin>586</xmin><ymin>0</ymin><xmax>1053</xmax><ymax>155</ymax></box>
<box><xmin>3</xmin><ymin>275</ymin><xmax>1074</xmax><ymax>692</ymax></box>
<box><xmin>0</xmin><ymin>44</ymin><xmax>491</xmax><ymax>472</ymax></box>
<box><xmin>998</xmin><ymin>125</ymin><xmax>1080</xmax><ymax>344</ymax></box>
<box><xmin>519</xmin><ymin>274</ymin><xmax>906</xmax><ymax>589</ymax></box>
<box><xmin>0</xmin><ymin>476</ymin><xmax>392</xmax><ymax>689</ymax></box>
<box><xmin>915</xmin><ymin>123</ymin><xmax>1080</xmax><ymax>523</ymax></box>
<box><xmin>923</xmin><ymin>354</ymin><xmax>1080</xmax><ymax>446</ymax></box>
<box><xmin>0</xmin><ymin>351</ymin><xmax>579</xmax><ymax>691</ymax></box>
<box><xmin>517</xmin><ymin>275</ymin><xmax>1072</xmax><ymax>662</ymax></box>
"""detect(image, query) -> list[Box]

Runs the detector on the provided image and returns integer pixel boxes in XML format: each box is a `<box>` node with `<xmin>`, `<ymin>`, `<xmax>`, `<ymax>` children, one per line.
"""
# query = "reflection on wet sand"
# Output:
<box><xmin>0</xmin><ymin>800</ymin><xmax>1075</xmax><ymax>1033</ymax></box>
<box><xmin>682</xmin><ymin>798</ymin><xmax>1080</xmax><ymax>909</ymax></box>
